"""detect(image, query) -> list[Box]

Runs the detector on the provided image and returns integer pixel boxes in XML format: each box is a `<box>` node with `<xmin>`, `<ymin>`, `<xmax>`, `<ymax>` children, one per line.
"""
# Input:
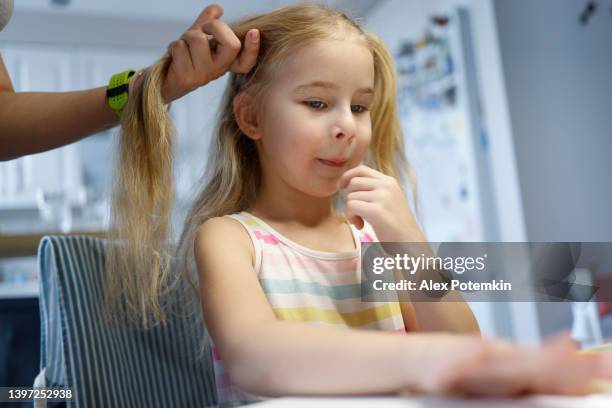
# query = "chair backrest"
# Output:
<box><xmin>37</xmin><ymin>235</ymin><xmax>217</xmax><ymax>407</ymax></box>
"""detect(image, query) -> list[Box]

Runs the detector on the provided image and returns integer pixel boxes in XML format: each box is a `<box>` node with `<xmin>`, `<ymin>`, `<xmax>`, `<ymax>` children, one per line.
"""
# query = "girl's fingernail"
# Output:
<box><xmin>250</xmin><ymin>31</ymin><xmax>259</xmax><ymax>42</ymax></box>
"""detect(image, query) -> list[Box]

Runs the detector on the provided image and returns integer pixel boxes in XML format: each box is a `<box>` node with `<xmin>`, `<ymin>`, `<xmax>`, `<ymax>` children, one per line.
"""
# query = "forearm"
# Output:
<box><xmin>394</xmin><ymin>269</ymin><xmax>479</xmax><ymax>333</ymax></box>
<box><xmin>0</xmin><ymin>3</ymin><xmax>245</xmax><ymax>161</ymax></box>
<box><xmin>0</xmin><ymin>87</ymin><xmax>118</xmax><ymax>161</ymax></box>
<box><xmin>384</xmin><ymin>245</ymin><xmax>480</xmax><ymax>334</ymax></box>
<box><xmin>226</xmin><ymin>320</ymin><xmax>462</xmax><ymax>397</ymax></box>
<box><xmin>407</xmin><ymin>295</ymin><xmax>480</xmax><ymax>333</ymax></box>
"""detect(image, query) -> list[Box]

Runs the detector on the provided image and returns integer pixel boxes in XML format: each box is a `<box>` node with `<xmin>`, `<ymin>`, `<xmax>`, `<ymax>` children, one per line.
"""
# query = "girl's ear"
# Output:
<box><xmin>233</xmin><ymin>92</ymin><xmax>262</xmax><ymax>140</ymax></box>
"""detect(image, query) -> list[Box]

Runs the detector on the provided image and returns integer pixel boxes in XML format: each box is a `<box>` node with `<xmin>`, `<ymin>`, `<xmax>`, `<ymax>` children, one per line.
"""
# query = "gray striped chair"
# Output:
<box><xmin>37</xmin><ymin>235</ymin><xmax>218</xmax><ymax>407</ymax></box>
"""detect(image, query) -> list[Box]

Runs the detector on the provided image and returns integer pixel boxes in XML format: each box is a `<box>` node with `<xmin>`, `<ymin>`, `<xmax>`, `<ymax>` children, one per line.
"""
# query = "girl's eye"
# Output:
<box><xmin>304</xmin><ymin>100</ymin><xmax>327</xmax><ymax>110</ymax></box>
<box><xmin>304</xmin><ymin>101</ymin><xmax>369</xmax><ymax>114</ymax></box>
<box><xmin>351</xmin><ymin>105</ymin><xmax>368</xmax><ymax>113</ymax></box>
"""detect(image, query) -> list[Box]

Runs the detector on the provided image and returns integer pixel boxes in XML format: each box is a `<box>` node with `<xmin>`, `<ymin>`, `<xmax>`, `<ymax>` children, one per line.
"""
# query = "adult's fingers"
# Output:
<box><xmin>189</xmin><ymin>4</ymin><xmax>223</xmax><ymax>30</ymax></box>
<box><xmin>202</xmin><ymin>19</ymin><xmax>242</xmax><ymax>71</ymax></box>
<box><xmin>181</xmin><ymin>30</ymin><xmax>213</xmax><ymax>74</ymax></box>
<box><xmin>230</xmin><ymin>29</ymin><xmax>260</xmax><ymax>74</ymax></box>
<box><xmin>169</xmin><ymin>39</ymin><xmax>193</xmax><ymax>74</ymax></box>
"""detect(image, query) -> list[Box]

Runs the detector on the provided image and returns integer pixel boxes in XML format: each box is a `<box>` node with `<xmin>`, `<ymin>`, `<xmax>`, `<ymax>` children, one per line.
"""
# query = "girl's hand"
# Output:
<box><xmin>337</xmin><ymin>164</ymin><xmax>424</xmax><ymax>242</ymax></box>
<box><xmin>161</xmin><ymin>4</ymin><xmax>260</xmax><ymax>102</ymax></box>
<box><xmin>413</xmin><ymin>334</ymin><xmax>612</xmax><ymax>397</ymax></box>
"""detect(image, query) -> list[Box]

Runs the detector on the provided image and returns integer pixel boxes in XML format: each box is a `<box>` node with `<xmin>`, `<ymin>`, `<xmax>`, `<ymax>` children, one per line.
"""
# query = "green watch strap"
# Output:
<box><xmin>106</xmin><ymin>69</ymin><xmax>136</xmax><ymax>116</ymax></box>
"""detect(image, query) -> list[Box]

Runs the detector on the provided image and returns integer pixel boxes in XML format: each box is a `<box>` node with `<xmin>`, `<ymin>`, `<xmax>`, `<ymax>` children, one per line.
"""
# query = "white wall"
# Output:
<box><xmin>493</xmin><ymin>0</ymin><xmax>612</xmax><ymax>338</ymax></box>
<box><xmin>12</xmin><ymin>0</ymin><xmax>380</xmax><ymax>26</ymax></box>
<box><xmin>494</xmin><ymin>0</ymin><xmax>612</xmax><ymax>242</ymax></box>
<box><xmin>365</xmin><ymin>0</ymin><xmax>530</xmax><ymax>244</ymax></box>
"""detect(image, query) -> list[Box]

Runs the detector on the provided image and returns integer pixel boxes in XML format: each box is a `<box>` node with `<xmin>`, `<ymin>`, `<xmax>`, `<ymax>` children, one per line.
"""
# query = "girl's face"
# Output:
<box><xmin>255</xmin><ymin>38</ymin><xmax>375</xmax><ymax>198</ymax></box>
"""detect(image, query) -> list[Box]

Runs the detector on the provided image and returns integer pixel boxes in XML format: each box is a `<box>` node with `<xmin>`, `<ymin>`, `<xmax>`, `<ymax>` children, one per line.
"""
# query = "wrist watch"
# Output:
<box><xmin>106</xmin><ymin>69</ymin><xmax>136</xmax><ymax>117</ymax></box>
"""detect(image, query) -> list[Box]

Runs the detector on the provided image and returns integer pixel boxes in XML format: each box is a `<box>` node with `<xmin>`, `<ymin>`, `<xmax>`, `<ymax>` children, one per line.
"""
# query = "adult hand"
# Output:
<box><xmin>160</xmin><ymin>4</ymin><xmax>260</xmax><ymax>102</ymax></box>
<box><xmin>337</xmin><ymin>164</ymin><xmax>425</xmax><ymax>243</ymax></box>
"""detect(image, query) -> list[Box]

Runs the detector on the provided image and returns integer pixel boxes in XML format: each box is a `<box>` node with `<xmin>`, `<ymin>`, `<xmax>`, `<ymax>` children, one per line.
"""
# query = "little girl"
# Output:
<box><xmin>107</xmin><ymin>3</ymin><xmax>612</xmax><ymax>406</ymax></box>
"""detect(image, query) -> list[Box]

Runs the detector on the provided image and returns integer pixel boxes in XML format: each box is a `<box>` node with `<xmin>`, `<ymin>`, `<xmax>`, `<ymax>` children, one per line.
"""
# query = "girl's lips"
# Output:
<box><xmin>318</xmin><ymin>158</ymin><xmax>347</xmax><ymax>167</ymax></box>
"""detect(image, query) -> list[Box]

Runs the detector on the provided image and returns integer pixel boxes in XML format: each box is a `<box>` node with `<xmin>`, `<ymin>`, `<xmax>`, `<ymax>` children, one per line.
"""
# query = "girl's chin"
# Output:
<box><xmin>303</xmin><ymin>186</ymin><xmax>340</xmax><ymax>198</ymax></box>
<box><xmin>311</xmin><ymin>191</ymin><xmax>337</xmax><ymax>198</ymax></box>
<box><xmin>295</xmin><ymin>177</ymin><xmax>343</xmax><ymax>198</ymax></box>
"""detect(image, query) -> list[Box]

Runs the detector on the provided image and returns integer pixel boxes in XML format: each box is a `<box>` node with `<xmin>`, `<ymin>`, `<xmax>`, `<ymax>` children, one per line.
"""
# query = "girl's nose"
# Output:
<box><xmin>333</xmin><ymin>108</ymin><xmax>356</xmax><ymax>141</ymax></box>
<box><xmin>334</xmin><ymin>130</ymin><xmax>354</xmax><ymax>141</ymax></box>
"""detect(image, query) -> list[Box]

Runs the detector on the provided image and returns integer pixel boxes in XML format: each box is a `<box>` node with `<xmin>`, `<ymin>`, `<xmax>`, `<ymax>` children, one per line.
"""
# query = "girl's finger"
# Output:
<box><xmin>344</xmin><ymin>199</ymin><xmax>373</xmax><ymax>229</ymax></box>
<box><xmin>202</xmin><ymin>19</ymin><xmax>242</xmax><ymax>70</ymax></box>
<box><xmin>442</xmin><ymin>345</ymin><xmax>535</xmax><ymax>397</ymax></box>
<box><xmin>230</xmin><ymin>29</ymin><xmax>260</xmax><ymax>74</ymax></box>
<box><xmin>338</xmin><ymin>164</ymin><xmax>384</xmax><ymax>189</ymax></box>
<box><xmin>541</xmin><ymin>353</ymin><xmax>600</xmax><ymax>395</ymax></box>
<box><xmin>341</xmin><ymin>176</ymin><xmax>378</xmax><ymax>193</ymax></box>
<box><xmin>345</xmin><ymin>190</ymin><xmax>376</xmax><ymax>203</ymax></box>
<box><xmin>529</xmin><ymin>339</ymin><xmax>597</xmax><ymax>395</ymax></box>
<box><xmin>595</xmin><ymin>350</ymin><xmax>612</xmax><ymax>379</ymax></box>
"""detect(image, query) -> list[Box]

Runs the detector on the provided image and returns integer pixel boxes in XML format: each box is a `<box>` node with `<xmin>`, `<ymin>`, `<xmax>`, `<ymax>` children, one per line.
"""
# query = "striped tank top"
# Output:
<box><xmin>209</xmin><ymin>211</ymin><xmax>406</xmax><ymax>407</ymax></box>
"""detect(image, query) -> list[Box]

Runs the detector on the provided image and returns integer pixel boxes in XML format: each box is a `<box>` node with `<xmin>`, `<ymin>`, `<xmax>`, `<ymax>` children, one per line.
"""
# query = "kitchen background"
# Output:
<box><xmin>1</xmin><ymin>0</ymin><xmax>611</xmax><ymax>392</ymax></box>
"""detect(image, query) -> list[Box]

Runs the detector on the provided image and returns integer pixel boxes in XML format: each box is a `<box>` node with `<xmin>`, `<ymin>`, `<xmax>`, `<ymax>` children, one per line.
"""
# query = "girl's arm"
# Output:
<box><xmin>399</xmin><ymin>297</ymin><xmax>480</xmax><ymax>334</ymax></box>
<box><xmin>195</xmin><ymin>217</ymin><xmax>609</xmax><ymax>397</ymax></box>
<box><xmin>338</xmin><ymin>165</ymin><xmax>479</xmax><ymax>334</ymax></box>
<box><xmin>396</xmin><ymin>258</ymin><xmax>480</xmax><ymax>333</ymax></box>
<box><xmin>195</xmin><ymin>216</ymin><xmax>458</xmax><ymax>396</ymax></box>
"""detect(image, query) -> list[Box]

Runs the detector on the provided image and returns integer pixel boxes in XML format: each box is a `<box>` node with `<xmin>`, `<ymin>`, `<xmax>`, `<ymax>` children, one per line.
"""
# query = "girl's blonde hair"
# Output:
<box><xmin>104</xmin><ymin>3</ymin><xmax>416</xmax><ymax>329</ymax></box>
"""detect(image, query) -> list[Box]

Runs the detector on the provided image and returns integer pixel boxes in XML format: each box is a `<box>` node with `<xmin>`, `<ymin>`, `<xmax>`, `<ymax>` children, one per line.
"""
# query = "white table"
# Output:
<box><xmin>252</xmin><ymin>394</ymin><xmax>612</xmax><ymax>407</ymax></box>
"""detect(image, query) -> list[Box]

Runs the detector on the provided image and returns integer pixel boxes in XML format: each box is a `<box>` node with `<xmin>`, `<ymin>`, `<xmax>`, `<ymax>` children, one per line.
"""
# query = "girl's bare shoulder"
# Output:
<box><xmin>194</xmin><ymin>216</ymin><xmax>256</xmax><ymax>270</ymax></box>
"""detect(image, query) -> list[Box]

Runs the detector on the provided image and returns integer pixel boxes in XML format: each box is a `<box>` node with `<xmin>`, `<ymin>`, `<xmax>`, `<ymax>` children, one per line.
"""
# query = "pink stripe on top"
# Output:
<box><xmin>362</xmin><ymin>232</ymin><xmax>375</xmax><ymax>243</ymax></box>
<box><xmin>207</xmin><ymin>211</ymin><xmax>406</xmax><ymax>406</ymax></box>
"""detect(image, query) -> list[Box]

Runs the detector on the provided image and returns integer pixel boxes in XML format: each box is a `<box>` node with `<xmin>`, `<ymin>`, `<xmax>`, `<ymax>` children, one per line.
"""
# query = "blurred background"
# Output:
<box><xmin>1</xmin><ymin>0</ymin><xmax>611</xmax><ymax>392</ymax></box>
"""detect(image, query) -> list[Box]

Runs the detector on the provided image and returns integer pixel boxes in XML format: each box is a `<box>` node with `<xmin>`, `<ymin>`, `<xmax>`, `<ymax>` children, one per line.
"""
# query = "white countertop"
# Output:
<box><xmin>252</xmin><ymin>394</ymin><xmax>612</xmax><ymax>408</ymax></box>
